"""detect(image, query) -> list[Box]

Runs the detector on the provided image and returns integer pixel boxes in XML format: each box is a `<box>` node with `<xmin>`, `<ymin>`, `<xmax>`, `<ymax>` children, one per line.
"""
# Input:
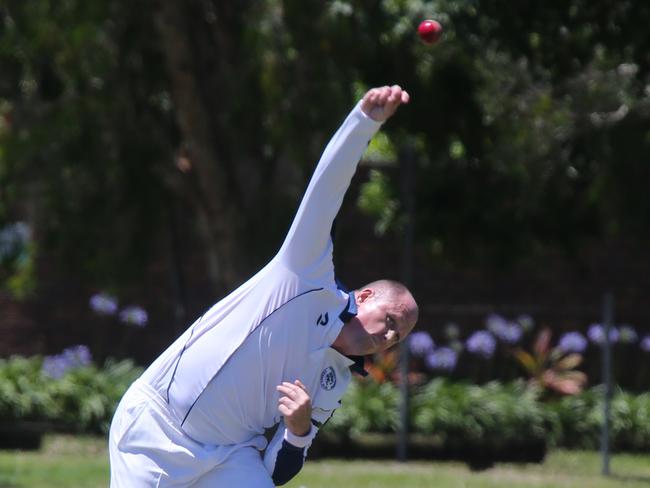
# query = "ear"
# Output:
<box><xmin>356</xmin><ymin>288</ymin><xmax>374</xmax><ymax>304</ymax></box>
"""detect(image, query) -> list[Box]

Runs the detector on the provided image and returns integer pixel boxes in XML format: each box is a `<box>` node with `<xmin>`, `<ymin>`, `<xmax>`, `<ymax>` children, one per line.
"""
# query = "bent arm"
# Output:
<box><xmin>263</xmin><ymin>420</ymin><xmax>319</xmax><ymax>486</ymax></box>
<box><xmin>277</xmin><ymin>103</ymin><xmax>382</xmax><ymax>273</ymax></box>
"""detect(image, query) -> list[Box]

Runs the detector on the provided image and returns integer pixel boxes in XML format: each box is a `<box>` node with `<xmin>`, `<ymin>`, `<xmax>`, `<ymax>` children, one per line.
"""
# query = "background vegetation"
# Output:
<box><xmin>1</xmin><ymin>2</ymin><xmax>649</xmax><ymax>478</ymax></box>
<box><xmin>2</xmin><ymin>354</ymin><xmax>649</xmax><ymax>458</ymax></box>
<box><xmin>1</xmin><ymin>0</ymin><xmax>649</xmax><ymax>306</ymax></box>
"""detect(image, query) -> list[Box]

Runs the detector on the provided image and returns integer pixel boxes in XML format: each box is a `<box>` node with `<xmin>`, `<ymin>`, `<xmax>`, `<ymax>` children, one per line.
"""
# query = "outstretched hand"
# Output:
<box><xmin>360</xmin><ymin>85</ymin><xmax>410</xmax><ymax>122</ymax></box>
<box><xmin>276</xmin><ymin>379</ymin><xmax>312</xmax><ymax>437</ymax></box>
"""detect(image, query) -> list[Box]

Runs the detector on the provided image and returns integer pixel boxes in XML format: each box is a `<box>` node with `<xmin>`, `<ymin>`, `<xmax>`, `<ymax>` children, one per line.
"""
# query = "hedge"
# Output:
<box><xmin>322</xmin><ymin>378</ymin><xmax>650</xmax><ymax>455</ymax></box>
<box><xmin>0</xmin><ymin>355</ymin><xmax>142</xmax><ymax>435</ymax></box>
<box><xmin>1</xmin><ymin>355</ymin><xmax>649</xmax><ymax>456</ymax></box>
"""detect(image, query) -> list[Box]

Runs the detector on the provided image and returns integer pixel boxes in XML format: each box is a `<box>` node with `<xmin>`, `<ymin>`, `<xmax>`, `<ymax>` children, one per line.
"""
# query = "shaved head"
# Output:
<box><xmin>356</xmin><ymin>279</ymin><xmax>419</xmax><ymax>325</ymax></box>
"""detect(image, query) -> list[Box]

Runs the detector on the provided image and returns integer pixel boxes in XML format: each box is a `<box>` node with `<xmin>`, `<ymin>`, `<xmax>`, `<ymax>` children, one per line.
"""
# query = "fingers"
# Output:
<box><xmin>367</xmin><ymin>85</ymin><xmax>409</xmax><ymax>106</ymax></box>
<box><xmin>361</xmin><ymin>84</ymin><xmax>409</xmax><ymax>121</ymax></box>
<box><xmin>277</xmin><ymin>380</ymin><xmax>313</xmax><ymax>437</ymax></box>
<box><xmin>277</xmin><ymin>381</ymin><xmax>309</xmax><ymax>400</ymax></box>
<box><xmin>276</xmin><ymin>381</ymin><xmax>311</xmax><ymax>413</ymax></box>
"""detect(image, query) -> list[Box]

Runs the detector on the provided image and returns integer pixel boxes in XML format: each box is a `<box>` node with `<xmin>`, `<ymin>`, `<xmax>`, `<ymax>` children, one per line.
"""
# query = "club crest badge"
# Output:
<box><xmin>320</xmin><ymin>366</ymin><xmax>336</xmax><ymax>391</ymax></box>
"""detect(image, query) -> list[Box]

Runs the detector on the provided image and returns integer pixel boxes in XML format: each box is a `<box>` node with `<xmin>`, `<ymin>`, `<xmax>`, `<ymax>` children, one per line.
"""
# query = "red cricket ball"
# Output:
<box><xmin>418</xmin><ymin>19</ymin><xmax>442</xmax><ymax>44</ymax></box>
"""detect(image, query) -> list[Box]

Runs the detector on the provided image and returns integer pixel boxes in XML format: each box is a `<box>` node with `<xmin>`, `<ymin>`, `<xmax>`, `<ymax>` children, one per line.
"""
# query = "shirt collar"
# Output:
<box><xmin>347</xmin><ymin>355</ymin><xmax>368</xmax><ymax>377</ymax></box>
<box><xmin>338</xmin><ymin>290</ymin><xmax>357</xmax><ymax>322</ymax></box>
<box><xmin>337</xmin><ymin>291</ymin><xmax>368</xmax><ymax>377</ymax></box>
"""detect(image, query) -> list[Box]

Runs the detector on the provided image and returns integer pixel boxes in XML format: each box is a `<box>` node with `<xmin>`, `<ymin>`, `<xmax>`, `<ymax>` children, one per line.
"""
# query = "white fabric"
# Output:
<box><xmin>191</xmin><ymin>447</ymin><xmax>274</xmax><ymax>488</ymax></box>
<box><xmin>283</xmin><ymin>424</ymin><xmax>315</xmax><ymax>449</ymax></box>
<box><xmin>109</xmin><ymin>381</ymin><xmax>262</xmax><ymax>487</ymax></box>
<box><xmin>109</xmin><ymin>102</ymin><xmax>382</xmax><ymax>486</ymax></box>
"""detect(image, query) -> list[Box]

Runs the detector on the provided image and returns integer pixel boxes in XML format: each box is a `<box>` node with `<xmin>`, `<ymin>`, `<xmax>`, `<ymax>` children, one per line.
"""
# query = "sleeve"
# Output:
<box><xmin>276</xmin><ymin>102</ymin><xmax>383</xmax><ymax>275</ymax></box>
<box><xmin>263</xmin><ymin>420</ymin><xmax>319</xmax><ymax>486</ymax></box>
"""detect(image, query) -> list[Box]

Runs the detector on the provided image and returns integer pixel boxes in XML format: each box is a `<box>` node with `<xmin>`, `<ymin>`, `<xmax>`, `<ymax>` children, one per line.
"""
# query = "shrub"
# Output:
<box><xmin>412</xmin><ymin>379</ymin><xmax>552</xmax><ymax>457</ymax></box>
<box><xmin>0</xmin><ymin>355</ymin><xmax>142</xmax><ymax>434</ymax></box>
<box><xmin>325</xmin><ymin>379</ymin><xmax>400</xmax><ymax>437</ymax></box>
<box><xmin>548</xmin><ymin>387</ymin><xmax>650</xmax><ymax>451</ymax></box>
<box><xmin>325</xmin><ymin>378</ymin><xmax>650</xmax><ymax>459</ymax></box>
<box><xmin>46</xmin><ymin>358</ymin><xmax>143</xmax><ymax>433</ymax></box>
<box><xmin>0</xmin><ymin>356</ymin><xmax>57</xmax><ymax>422</ymax></box>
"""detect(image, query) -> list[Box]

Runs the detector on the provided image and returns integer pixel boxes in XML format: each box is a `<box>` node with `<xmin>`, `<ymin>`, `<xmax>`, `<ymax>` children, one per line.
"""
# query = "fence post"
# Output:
<box><xmin>601</xmin><ymin>292</ymin><xmax>614</xmax><ymax>476</ymax></box>
<box><xmin>397</xmin><ymin>142</ymin><xmax>415</xmax><ymax>462</ymax></box>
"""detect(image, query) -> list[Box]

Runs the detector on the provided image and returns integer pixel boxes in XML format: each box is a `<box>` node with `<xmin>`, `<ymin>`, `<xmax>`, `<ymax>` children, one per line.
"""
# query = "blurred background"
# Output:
<box><xmin>1</xmin><ymin>0</ymin><xmax>650</xmax><ymax>483</ymax></box>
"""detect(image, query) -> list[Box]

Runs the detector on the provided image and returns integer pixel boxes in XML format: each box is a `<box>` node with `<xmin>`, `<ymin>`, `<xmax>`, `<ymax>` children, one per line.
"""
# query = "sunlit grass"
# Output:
<box><xmin>0</xmin><ymin>435</ymin><xmax>649</xmax><ymax>488</ymax></box>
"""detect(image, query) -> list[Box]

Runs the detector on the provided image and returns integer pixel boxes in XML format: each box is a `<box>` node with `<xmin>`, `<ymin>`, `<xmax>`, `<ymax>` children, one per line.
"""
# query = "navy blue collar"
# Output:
<box><xmin>348</xmin><ymin>355</ymin><xmax>368</xmax><ymax>377</ymax></box>
<box><xmin>338</xmin><ymin>290</ymin><xmax>357</xmax><ymax>322</ymax></box>
<box><xmin>337</xmin><ymin>291</ymin><xmax>368</xmax><ymax>377</ymax></box>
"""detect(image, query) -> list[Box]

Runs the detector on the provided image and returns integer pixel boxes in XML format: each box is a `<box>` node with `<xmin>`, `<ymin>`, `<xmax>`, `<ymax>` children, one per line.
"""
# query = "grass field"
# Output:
<box><xmin>1</xmin><ymin>435</ymin><xmax>649</xmax><ymax>488</ymax></box>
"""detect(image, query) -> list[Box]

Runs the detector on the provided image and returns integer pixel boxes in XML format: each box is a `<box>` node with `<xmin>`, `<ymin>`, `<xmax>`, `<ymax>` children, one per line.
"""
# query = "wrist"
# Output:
<box><xmin>283</xmin><ymin>424</ymin><xmax>314</xmax><ymax>448</ymax></box>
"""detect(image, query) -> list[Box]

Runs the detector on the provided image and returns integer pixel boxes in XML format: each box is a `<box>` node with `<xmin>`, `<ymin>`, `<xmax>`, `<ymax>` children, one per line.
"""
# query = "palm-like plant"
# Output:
<box><xmin>513</xmin><ymin>328</ymin><xmax>587</xmax><ymax>396</ymax></box>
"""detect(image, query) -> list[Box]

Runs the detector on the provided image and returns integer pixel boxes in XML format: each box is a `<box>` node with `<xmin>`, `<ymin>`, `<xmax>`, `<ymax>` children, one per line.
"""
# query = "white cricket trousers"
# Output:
<box><xmin>108</xmin><ymin>380</ymin><xmax>274</xmax><ymax>487</ymax></box>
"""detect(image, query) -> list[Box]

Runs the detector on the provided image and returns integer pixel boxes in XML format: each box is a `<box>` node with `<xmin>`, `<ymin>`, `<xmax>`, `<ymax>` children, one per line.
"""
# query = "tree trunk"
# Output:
<box><xmin>155</xmin><ymin>0</ymin><xmax>254</xmax><ymax>293</ymax></box>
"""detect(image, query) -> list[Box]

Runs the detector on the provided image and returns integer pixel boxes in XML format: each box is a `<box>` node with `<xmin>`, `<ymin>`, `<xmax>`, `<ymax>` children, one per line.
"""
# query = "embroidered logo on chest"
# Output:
<box><xmin>320</xmin><ymin>366</ymin><xmax>337</xmax><ymax>391</ymax></box>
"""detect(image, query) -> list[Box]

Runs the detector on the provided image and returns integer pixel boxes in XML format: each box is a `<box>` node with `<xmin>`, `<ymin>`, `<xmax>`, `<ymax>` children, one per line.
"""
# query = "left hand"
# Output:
<box><xmin>360</xmin><ymin>85</ymin><xmax>410</xmax><ymax>122</ymax></box>
<box><xmin>276</xmin><ymin>379</ymin><xmax>312</xmax><ymax>437</ymax></box>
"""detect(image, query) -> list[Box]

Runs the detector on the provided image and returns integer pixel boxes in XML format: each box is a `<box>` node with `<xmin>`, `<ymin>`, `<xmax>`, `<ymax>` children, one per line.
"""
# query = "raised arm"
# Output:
<box><xmin>276</xmin><ymin>86</ymin><xmax>409</xmax><ymax>275</ymax></box>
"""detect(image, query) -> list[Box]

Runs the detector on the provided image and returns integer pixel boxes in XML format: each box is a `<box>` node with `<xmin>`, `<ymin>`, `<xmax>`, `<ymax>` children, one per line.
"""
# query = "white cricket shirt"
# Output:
<box><xmin>139</xmin><ymin>102</ymin><xmax>382</xmax><ymax>453</ymax></box>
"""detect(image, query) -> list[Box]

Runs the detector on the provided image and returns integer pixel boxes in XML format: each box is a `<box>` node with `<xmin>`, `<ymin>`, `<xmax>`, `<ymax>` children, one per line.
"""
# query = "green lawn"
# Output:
<box><xmin>1</xmin><ymin>435</ymin><xmax>649</xmax><ymax>488</ymax></box>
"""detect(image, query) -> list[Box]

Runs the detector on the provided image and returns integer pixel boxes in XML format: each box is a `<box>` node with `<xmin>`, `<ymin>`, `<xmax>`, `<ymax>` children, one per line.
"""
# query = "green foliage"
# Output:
<box><xmin>0</xmin><ymin>355</ymin><xmax>142</xmax><ymax>434</ymax></box>
<box><xmin>0</xmin><ymin>355</ymin><xmax>55</xmax><ymax>422</ymax></box>
<box><xmin>323</xmin><ymin>378</ymin><xmax>650</xmax><ymax>453</ymax></box>
<box><xmin>45</xmin><ymin>358</ymin><xmax>143</xmax><ymax>434</ymax></box>
<box><xmin>411</xmin><ymin>379</ymin><xmax>551</xmax><ymax>451</ymax></box>
<box><xmin>549</xmin><ymin>387</ymin><xmax>650</xmax><ymax>452</ymax></box>
<box><xmin>0</xmin><ymin>0</ymin><xmax>649</xmax><ymax>291</ymax></box>
<box><xmin>4</xmin><ymin>241</ymin><xmax>36</xmax><ymax>298</ymax></box>
<box><xmin>348</xmin><ymin>0</ymin><xmax>650</xmax><ymax>265</ymax></box>
<box><xmin>0</xmin><ymin>0</ymin><xmax>173</xmax><ymax>289</ymax></box>
<box><xmin>0</xmin><ymin>222</ymin><xmax>36</xmax><ymax>298</ymax></box>
<box><xmin>325</xmin><ymin>379</ymin><xmax>400</xmax><ymax>437</ymax></box>
<box><xmin>357</xmin><ymin>169</ymin><xmax>399</xmax><ymax>236</ymax></box>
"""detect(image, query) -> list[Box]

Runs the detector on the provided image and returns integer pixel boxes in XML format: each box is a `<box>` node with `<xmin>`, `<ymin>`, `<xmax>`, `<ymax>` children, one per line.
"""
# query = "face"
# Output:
<box><xmin>332</xmin><ymin>287</ymin><xmax>418</xmax><ymax>356</ymax></box>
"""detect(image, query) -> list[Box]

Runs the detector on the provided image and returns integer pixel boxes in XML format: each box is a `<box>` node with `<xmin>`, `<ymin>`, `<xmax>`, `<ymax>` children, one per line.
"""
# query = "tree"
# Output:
<box><xmin>1</xmin><ymin>0</ymin><xmax>649</xmax><ymax>308</ymax></box>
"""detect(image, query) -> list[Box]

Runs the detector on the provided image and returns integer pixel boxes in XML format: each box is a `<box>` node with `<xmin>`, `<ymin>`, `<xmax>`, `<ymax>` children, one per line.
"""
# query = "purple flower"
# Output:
<box><xmin>619</xmin><ymin>325</ymin><xmax>638</xmax><ymax>344</ymax></box>
<box><xmin>466</xmin><ymin>331</ymin><xmax>496</xmax><ymax>358</ymax></box>
<box><xmin>42</xmin><ymin>345</ymin><xmax>93</xmax><ymax>378</ymax></box>
<box><xmin>62</xmin><ymin>345</ymin><xmax>92</xmax><ymax>367</ymax></box>
<box><xmin>42</xmin><ymin>355</ymin><xmax>71</xmax><ymax>379</ymax></box>
<box><xmin>425</xmin><ymin>347</ymin><xmax>458</xmax><ymax>371</ymax></box>
<box><xmin>89</xmin><ymin>292</ymin><xmax>118</xmax><ymax>315</ymax></box>
<box><xmin>558</xmin><ymin>332</ymin><xmax>587</xmax><ymax>353</ymax></box>
<box><xmin>409</xmin><ymin>331</ymin><xmax>434</xmax><ymax>357</ymax></box>
<box><xmin>500</xmin><ymin>323</ymin><xmax>523</xmax><ymax>344</ymax></box>
<box><xmin>486</xmin><ymin>314</ymin><xmax>508</xmax><ymax>335</ymax></box>
<box><xmin>120</xmin><ymin>305</ymin><xmax>148</xmax><ymax>327</ymax></box>
<box><xmin>486</xmin><ymin>314</ymin><xmax>522</xmax><ymax>344</ymax></box>
<box><xmin>640</xmin><ymin>336</ymin><xmax>650</xmax><ymax>353</ymax></box>
<box><xmin>587</xmin><ymin>323</ymin><xmax>619</xmax><ymax>345</ymax></box>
